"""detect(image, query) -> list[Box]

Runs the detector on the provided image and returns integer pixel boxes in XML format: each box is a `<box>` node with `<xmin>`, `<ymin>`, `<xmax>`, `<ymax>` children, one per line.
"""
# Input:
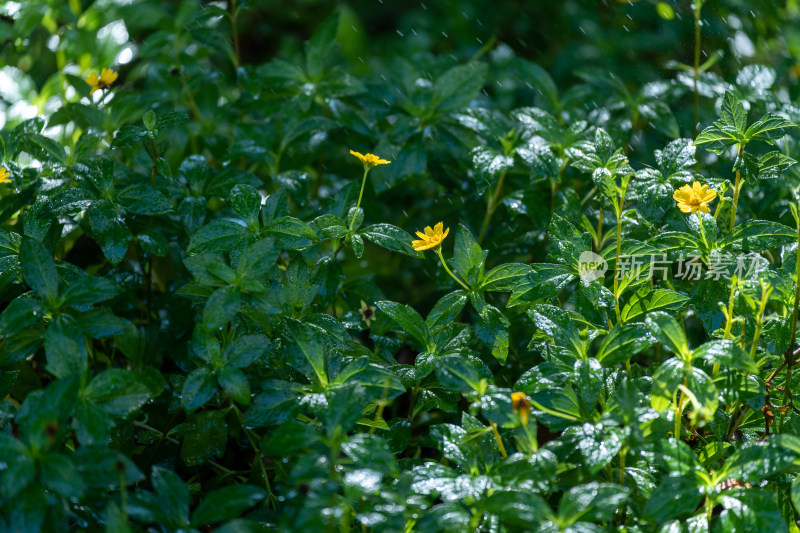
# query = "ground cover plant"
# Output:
<box><xmin>6</xmin><ymin>0</ymin><xmax>800</xmax><ymax>531</ymax></box>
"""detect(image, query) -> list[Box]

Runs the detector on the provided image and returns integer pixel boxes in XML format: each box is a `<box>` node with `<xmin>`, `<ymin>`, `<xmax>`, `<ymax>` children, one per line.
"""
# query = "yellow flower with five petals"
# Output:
<box><xmin>350</xmin><ymin>150</ymin><xmax>390</xmax><ymax>169</ymax></box>
<box><xmin>673</xmin><ymin>181</ymin><xmax>717</xmax><ymax>214</ymax></box>
<box><xmin>0</xmin><ymin>167</ymin><xmax>10</xmax><ymax>184</ymax></box>
<box><xmin>412</xmin><ymin>222</ymin><xmax>450</xmax><ymax>252</ymax></box>
<box><xmin>86</xmin><ymin>68</ymin><xmax>119</xmax><ymax>95</ymax></box>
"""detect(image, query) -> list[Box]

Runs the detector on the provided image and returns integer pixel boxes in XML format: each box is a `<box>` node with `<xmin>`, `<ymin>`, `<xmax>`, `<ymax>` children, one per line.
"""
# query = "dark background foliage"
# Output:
<box><xmin>3</xmin><ymin>0</ymin><xmax>800</xmax><ymax>531</ymax></box>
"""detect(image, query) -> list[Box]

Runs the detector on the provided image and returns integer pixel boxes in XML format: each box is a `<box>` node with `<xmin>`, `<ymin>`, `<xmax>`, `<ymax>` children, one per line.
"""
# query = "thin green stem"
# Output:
<box><xmin>729</xmin><ymin>144</ymin><xmax>744</xmax><ymax>231</ymax></box>
<box><xmin>783</xmin><ymin>209</ymin><xmax>800</xmax><ymax>409</ymax></box>
<box><xmin>348</xmin><ymin>167</ymin><xmax>370</xmax><ymax>233</ymax></box>
<box><xmin>693</xmin><ymin>1</ymin><xmax>702</xmax><ymax>137</ymax></box>
<box><xmin>436</xmin><ymin>247</ymin><xmax>470</xmax><ymax>291</ymax></box>
<box><xmin>748</xmin><ymin>283</ymin><xmax>770</xmax><ymax>361</ymax></box>
<box><xmin>231</xmin><ymin>406</ymin><xmax>276</xmax><ymax>506</ymax></box>
<box><xmin>489</xmin><ymin>422</ymin><xmax>508</xmax><ymax>458</ymax></box>
<box><xmin>612</xmin><ymin>183</ymin><xmax>628</xmax><ymax>323</ymax></box>
<box><xmin>696</xmin><ymin>212</ymin><xmax>709</xmax><ymax>249</ymax></box>
<box><xmin>478</xmin><ymin>170</ymin><xmax>507</xmax><ymax>244</ymax></box>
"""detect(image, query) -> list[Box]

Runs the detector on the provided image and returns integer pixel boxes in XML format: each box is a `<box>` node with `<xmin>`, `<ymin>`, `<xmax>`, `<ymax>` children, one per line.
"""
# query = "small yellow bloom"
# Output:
<box><xmin>86</xmin><ymin>68</ymin><xmax>119</xmax><ymax>95</ymax></box>
<box><xmin>358</xmin><ymin>300</ymin><xmax>377</xmax><ymax>327</ymax></box>
<box><xmin>673</xmin><ymin>181</ymin><xmax>717</xmax><ymax>214</ymax></box>
<box><xmin>350</xmin><ymin>150</ymin><xmax>390</xmax><ymax>169</ymax></box>
<box><xmin>412</xmin><ymin>222</ymin><xmax>450</xmax><ymax>252</ymax></box>
<box><xmin>0</xmin><ymin>167</ymin><xmax>10</xmax><ymax>184</ymax></box>
<box><xmin>511</xmin><ymin>391</ymin><xmax>531</xmax><ymax>426</ymax></box>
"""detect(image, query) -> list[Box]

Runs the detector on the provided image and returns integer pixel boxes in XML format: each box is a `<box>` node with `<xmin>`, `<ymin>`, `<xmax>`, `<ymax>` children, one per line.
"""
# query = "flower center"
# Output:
<box><xmin>688</xmin><ymin>193</ymin><xmax>703</xmax><ymax>206</ymax></box>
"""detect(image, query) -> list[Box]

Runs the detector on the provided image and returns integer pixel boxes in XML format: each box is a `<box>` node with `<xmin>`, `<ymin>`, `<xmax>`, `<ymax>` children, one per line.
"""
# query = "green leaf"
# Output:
<box><xmin>112</xmin><ymin>125</ymin><xmax>147</xmax><ymax>147</ymax></box>
<box><xmin>744</xmin><ymin>112</ymin><xmax>796</xmax><ymax>143</ymax></box>
<box><xmin>507</xmin><ymin>264</ymin><xmax>575</xmax><ymax>307</ymax></box>
<box><xmin>118</xmin><ymin>184</ymin><xmax>172</xmax><ymax>215</ymax></box>
<box><xmin>596</xmin><ymin>324</ymin><xmax>654</xmax><ymax>365</ymax></box>
<box><xmin>360</xmin><ymin>223</ymin><xmax>424</xmax><ymax>257</ymax></box>
<box><xmin>191</xmin><ymin>485</ymin><xmax>265</xmax><ymax>527</ymax></box>
<box><xmin>230</xmin><ymin>184</ymin><xmax>262</xmax><ymax>225</ymax></box>
<box><xmin>377</xmin><ymin>300</ymin><xmax>428</xmax><ymax>346</ymax></box>
<box><xmin>435</xmin><ymin>355</ymin><xmax>483</xmax><ymax>392</ymax></box>
<box><xmin>722</xmin><ymin>220</ymin><xmax>796</xmax><ymax>252</ymax></box>
<box><xmin>84</xmin><ymin>369</ymin><xmax>154</xmax><ymax>416</ymax></box>
<box><xmin>151</xmin><ymin>466</ymin><xmax>190</xmax><ymax>526</ymax></box>
<box><xmin>0</xmin><ymin>297</ymin><xmax>43</xmax><ymax>338</ymax></box>
<box><xmin>481</xmin><ymin>263</ymin><xmax>534</xmax><ymax>291</ymax></box>
<box><xmin>720</xmin><ymin>90</ymin><xmax>747</xmax><ymax>133</ymax></box>
<box><xmin>693</xmin><ymin>123</ymin><xmax>741</xmax><ymax>154</ymax></box>
<box><xmin>452</xmin><ymin>224</ymin><xmax>486</xmax><ymax>286</ymax></box>
<box><xmin>28</xmin><ymin>133</ymin><xmax>68</xmax><ymax>165</ymax></box>
<box><xmin>217</xmin><ymin>366</ymin><xmax>250</xmax><ymax>405</ymax></box>
<box><xmin>426</xmin><ymin>290</ymin><xmax>468</xmax><ymax>332</ymax></box>
<box><xmin>19</xmin><ymin>236</ymin><xmax>58</xmax><ymax>302</ymax></box>
<box><xmin>310</xmin><ymin>214</ymin><xmax>348</xmax><ymax>240</ymax></box>
<box><xmin>620</xmin><ymin>288</ymin><xmax>689</xmax><ymax>323</ymax></box>
<box><xmin>717</xmin><ymin>489</ymin><xmax>784</xmax><ymax>533</ymax></box>
<box><xmin>427</xmin><ymin>62</ymin><xmax>488</xmax><ymax>118</ymax></box>
<box><xmin>645</xmin><ymin>311</ymin><xmax>690</xmax><ymax>361</ymax></box>
<box><xmin>188</xmin><ymin>220</ymin><xmax>249</xmax><ymax>254</ymax></box>
<box><xmin>182</xmin><ymin>368</ymin><xmax>217</xmax><ymax>410</ymax></box>
<box><xmin>203</xmin><ymin>286</ymin><xmax>241</xmax><ymax>329</ymax></box>
<box><xmin>476</xmin><ymin>305</ymin><xmax>510</xmax><ymax>364</ymax></box>
<box><xmin>283</xmin><ymin>320</ymin><xmax>330</xmax><ymax>385</ymax></box>
<box><xmin>88</xmin><ymin>201</ymin><xmax>131</xmax><ymax>265</ymax></box>
<box><xmin>305</xmin><ymin>12</ymin><xmax>339</xmax><ymax>79</ymax></box>
<box><xmin>265</xmin><ymin>216</ymin><xmax>316</xmax><ymax>248</ymax></box>
<box><xmin>243</xmin><ymin>386</ymin><xmax>301</xmax><ymax>428</ymax></box>
<box><xmin>45</xmin><ymin>316</ymin><xmax>88</xmax><ymax>378</ymax></box>
<box><xmin>529</xmin><ymin>304</ymin><xmax>587</xmax><ymax>359</ymax></box>
<box><xmin>222</xmin><ymin>334</ymin><xmax>269</xmax><ymax>368</ymax></box>
<box><xmin>61</xmin><ymin>275</ymin><xmax>120</xmax><ymax>307</ymax></box>
<box><xmin>642</xmin><ymin>475</ymin><xmax>704</xmax><ymax>522</ymax></box>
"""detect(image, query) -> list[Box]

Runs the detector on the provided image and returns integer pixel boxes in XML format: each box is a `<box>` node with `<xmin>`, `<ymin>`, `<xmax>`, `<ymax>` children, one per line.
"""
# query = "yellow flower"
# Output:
<box><xmin>511</xmin><ymin>391</ymin><xmax>531</xmax><ymax>426</ymax></box>
<box><xmin>673</xmin><ymin>181</ymin><xmax>717</xmax><ymax>214</ymax></box>
<box><xmin>412</xmin><ymin>222</ymin><xmax>450</xmax><ymax>252</ymax></box>
<box><xmin>358</xmin><ymin>300</ymin><xmax>377</xmax><ymax>327</ymax></box>
<box><xmin>86</xmin><ymin>68</ymin><xmax>119</xmax><ymax>95</ymax></box>
<box><xmin>0</xmin><ymin>167</ymin><xmax>10</xmax><ymax>184</ymax></box>
<box><xmin>350</xmin><ymin>150</ymin><xmax>390</xmax><ymax>169</ymax></box>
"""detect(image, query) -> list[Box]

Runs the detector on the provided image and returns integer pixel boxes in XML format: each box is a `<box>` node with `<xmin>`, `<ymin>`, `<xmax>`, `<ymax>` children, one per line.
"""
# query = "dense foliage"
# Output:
<box><xmin>6</xmin><ymin>0</ymin><xmax>800</xmax><ymax>531</ymax></box>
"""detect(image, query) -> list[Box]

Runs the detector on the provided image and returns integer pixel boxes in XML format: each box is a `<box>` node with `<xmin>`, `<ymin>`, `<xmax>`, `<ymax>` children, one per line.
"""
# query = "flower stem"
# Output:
<box><xmin>490</xmin><ymin>422</ymin><xmax>508</xmax><ymax>458</ymax></box>
<box><xmin>692</xmin><ymin>1</ymin><xmax>702</xmax><ymax>137</ymax></box>
<box><xmin>478</xmin><ymin>171</ymin><xmax>507</xmax><ymax>244</ymax></box>
<box><xmin>612</xmin><ymin>184</ymin><xmax>628</xmax><ymax>323</ymax></box>
<box><xmin>696</xmin><ymin>212</ymin><xmax>709</xmax><ymax>249</ymax></box>
<box><xmin>436</xmin><ymin>248</ymin><xmax>471</xmax><ymax>291</ymax></box>
<box><xmin>729</xmin><ymin>144</ymin><xmax>744</xmax><ymax>231</ymax></box>
<box><xmin>782</xmin><ymin>208</ymin><xmax>800</xmax><ymax>411</ymax></box>
<box><xmin>348</xmin><ymin>167</ymin><xmax>370</xmax><ymax>233</ymax></box>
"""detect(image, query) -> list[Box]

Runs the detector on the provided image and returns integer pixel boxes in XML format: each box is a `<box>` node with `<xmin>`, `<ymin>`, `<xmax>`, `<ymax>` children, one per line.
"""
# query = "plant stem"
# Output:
<box><xmin>436</xmin><ymin>248</ymin><xmax>471</xmax><ymax>291</ymax></box>
<box><xmin>613</xmin><ymin>184</ymin><xmax>628</xmax><ymax>323</ymax></box>
<box><xmin>230</xmin><ymin>0</ymin><xmax>241</xmax><ymax>68</ymax></box>
<box><xmin>232</xmin><ymin>406</ymin><xmax>276</xmax><ymax>506</ymax></box>
<box><xmin>693</xmin><ymin>1</ymin><xmax>702</xmax><ymax>137</ymax></box>
<box><xmin>368</xmin><ymin>385</ymin><xmax>390</xmax><ymax>435</ymax></box>
<box><xmin>696</xmin><ymin>212</ymin><xmax>709</xmax><ymax>249</ymax></box>
<box><xmin>478</xmin><ymin>170</ymin><xmax>507</xmax><ymax>244</ymax></box>
<box><xmin>783</xmin><ymin>210</ymin><xmax>800</xmax><ymax>408</ymax></box>
<box><xmin>748</xmin><ymin>283</ymin><xmax>770</xmax><ymax>360</ymax></box>
<box><xmin>348</xmin><ymin>167</ymin><xmax>370</xmax><ymax>233</ymax></box>
<box><xmin>729</xmin><ymin>144</ymin><xmax>744</xmax><ymax>231</ymax></box>
<box><xmin>489</xmin><ymin>422</ymin><xmax>508</xmax><ymax>458</ymax></box>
